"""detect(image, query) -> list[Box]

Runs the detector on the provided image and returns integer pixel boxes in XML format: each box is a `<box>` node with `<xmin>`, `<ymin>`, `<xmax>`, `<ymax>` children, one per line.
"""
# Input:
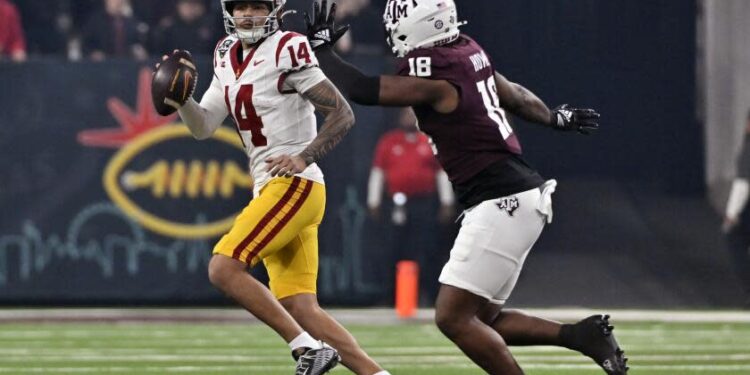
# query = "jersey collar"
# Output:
<box><xmin>230</xmin><ymin>37</ymin><xmax>268</xmax><ymax>79</ymax></box>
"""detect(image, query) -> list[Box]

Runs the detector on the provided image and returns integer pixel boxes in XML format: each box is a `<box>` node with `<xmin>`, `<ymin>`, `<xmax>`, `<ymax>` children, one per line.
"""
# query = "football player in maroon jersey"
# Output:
<box><xmin>306</xmin><ymin>0</ymin><xmax>628</xmax><ymax>374</ymax></box>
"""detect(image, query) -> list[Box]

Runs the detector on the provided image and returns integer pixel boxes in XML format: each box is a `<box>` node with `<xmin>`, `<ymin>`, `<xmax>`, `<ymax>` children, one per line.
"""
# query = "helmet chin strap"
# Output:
<box><xmin>237</xmin><ymin>27</ymin><xmax>266</xmax><ymax>44</ymax></box>
<box><xmin>232</xmin><ymin>14</ymin><xmax>278</xmax><ymax>44</ymax></box>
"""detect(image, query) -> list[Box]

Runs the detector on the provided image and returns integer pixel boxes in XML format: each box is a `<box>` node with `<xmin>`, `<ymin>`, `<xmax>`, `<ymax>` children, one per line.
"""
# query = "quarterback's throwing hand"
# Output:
<box><xmin>305</xmin><ymin>0</ymin><xmax>350</xmax><ymax>50</ymax></box>
<box><xmin>550</xmin><ymin>104</ymin><xmax>600</xmax><ymax>135</ymax></box>
<box><xmin>151</xmin><ymin>49</ymin><xmax>198</xmax><ymax>116</ymax></box>
<box><xmin>265</xmin><ymin>155</ymin><xmax>308</xmax><ymax>178</ymax></box>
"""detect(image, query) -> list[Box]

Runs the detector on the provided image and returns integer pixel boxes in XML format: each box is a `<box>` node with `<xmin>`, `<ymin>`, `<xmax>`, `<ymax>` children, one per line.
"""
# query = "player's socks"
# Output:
<box><xmin>559</xmin><ymin>315</ymin><xmax>629</xmax><ymax>375</ymax></box>
<box><xmin>372</xmin><ymin>371</ymin><xmax>392</xmax><ymax>375</ymax></box>
<box><xmin>289</xmin><ymin>332</ymin><xmax>323</xmax><ymax>352</ymax></box>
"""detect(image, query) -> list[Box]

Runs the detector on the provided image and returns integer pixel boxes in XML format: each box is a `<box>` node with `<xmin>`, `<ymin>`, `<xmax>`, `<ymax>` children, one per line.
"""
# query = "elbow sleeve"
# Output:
<box><xmin>178</xmin><ymin>99</ymin><xmax>215</xmax><ymax>139</ymax></box>
<box><xmin>316</xmin><ymin>48</ymin><xmax>381</xmax><ymax>105</ymax></box>
<box><xmin>349</xmin><ymin>75</ymin><xmax>381</xmax><ymax>105</ymax></box>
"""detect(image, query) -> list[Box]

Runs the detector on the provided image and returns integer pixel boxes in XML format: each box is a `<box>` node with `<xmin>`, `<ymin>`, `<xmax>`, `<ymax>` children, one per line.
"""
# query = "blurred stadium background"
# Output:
<box><xmin>1</xmin><ymin>0</ymin><xmax>750</xmax><ymax>374</ymax></box>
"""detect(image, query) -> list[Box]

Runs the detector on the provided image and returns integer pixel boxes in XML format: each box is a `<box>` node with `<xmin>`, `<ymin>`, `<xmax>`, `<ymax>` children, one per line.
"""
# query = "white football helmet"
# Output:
<box><xmin>383</xmin><ymin>0</ymin><xmax>466</xmax><ymax>57</ymax></box>
<box><xmin>222</xmin><ymin>0</ymin><xmax>286</xmax><ymax>44</ymax></box>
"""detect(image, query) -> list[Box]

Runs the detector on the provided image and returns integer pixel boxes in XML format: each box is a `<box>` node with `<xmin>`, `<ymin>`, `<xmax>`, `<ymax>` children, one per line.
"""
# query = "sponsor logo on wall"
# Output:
<box><xmin>77</xmin><ymin>68</ymin><xmax>252</xmax><ymax>239</ymax></box>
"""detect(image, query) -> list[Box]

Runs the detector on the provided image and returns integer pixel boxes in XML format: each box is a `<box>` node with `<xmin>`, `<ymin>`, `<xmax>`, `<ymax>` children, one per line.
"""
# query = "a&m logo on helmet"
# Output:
<box><xmin>384</xmin><ymin>0</ymin><xmax>412</xmax><ymax>21</ymax></box>
<box><xmin>383</xmin><ymin>0</ymin><xmax>465</xmax><ymax>58</ymax></box>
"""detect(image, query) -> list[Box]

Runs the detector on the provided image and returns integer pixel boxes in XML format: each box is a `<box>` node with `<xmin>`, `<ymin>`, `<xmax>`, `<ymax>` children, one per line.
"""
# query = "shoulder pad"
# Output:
<box><xmin>275</xmin><ymin>32</ymin><xmax>319</xmax><ymax>73</ymax></box>
<box><xmin>214</xmin><ymin>36</ymin><xmax>238</xmax><ymax>66</ymax></box>
<box><xmin>395</xmin><ymin>48</ymin><xmax>454</xmax><ymax>78</ymax></box>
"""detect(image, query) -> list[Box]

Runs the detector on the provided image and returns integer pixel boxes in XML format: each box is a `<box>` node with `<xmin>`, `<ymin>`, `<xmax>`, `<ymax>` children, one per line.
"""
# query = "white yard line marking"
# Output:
<box><xmin>3</xmin><ymin>364</ymin><xmax>750</xmax><ymax>373</ymax></box>
<box><xmin>0</xmin><ymin>308</ymin><xmax>749</xmax><ymax>323</ymax></box>
<box><xmin>2</xmin><ymin>353</ymin><xmax>750</xmax><ymax>363</ymax></box>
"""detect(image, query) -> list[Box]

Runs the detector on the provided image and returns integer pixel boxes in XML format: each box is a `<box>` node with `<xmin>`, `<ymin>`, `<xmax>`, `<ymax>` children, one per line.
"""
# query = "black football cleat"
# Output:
<box><xmin>293</xmin><ymin>342</ymin><xmax>341</xmax><ymax>375</ymax></box>
<box><xmin>565</xmin><ymin>315</ymin><xmax>629</xmax><ymax>375</ymax></box>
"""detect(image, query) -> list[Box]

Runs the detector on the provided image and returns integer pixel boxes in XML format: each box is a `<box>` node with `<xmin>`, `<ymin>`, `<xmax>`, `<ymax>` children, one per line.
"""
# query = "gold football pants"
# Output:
<box><xmin>213</xmin><ymin>176</ymin><xmax>325</xmax><ymax>299</ymax></box>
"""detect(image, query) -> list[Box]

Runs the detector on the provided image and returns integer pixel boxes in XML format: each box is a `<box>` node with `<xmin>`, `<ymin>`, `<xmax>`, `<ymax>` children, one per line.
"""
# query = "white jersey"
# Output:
<box><xmin>202</xmin><ymin>31</ymin><xmax>327</xmax><ymax>195</ymax></box>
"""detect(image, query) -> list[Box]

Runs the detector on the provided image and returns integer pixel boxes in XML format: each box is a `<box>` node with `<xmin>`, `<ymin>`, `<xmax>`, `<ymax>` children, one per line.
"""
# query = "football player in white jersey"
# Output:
<box><xmin>166</xmin><ymin>1</ymin><xmax>390</xmax><ymax>374</ymax></box>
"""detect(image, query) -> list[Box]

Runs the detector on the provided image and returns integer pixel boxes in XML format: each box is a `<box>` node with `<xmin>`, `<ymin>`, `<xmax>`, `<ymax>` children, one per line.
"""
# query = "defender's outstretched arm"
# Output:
<box><xmin>316</xmin><ymin>48</ymin><xmax>459</xmax><ymax>113</ymax></box>
<box><xmin>493</xmin><ymin>71</ymin><xmax>552</xmax><ymax>125</ymax></box>
<box><xmin>494</xmin><ymin>71</ymin><xmax>600</xmax><ymax>134</ymax></box>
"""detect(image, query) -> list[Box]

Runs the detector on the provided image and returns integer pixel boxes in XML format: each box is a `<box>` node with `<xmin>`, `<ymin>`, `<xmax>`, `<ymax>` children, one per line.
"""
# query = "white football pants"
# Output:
<box><xmin>439</xmin><ymin>180</ymin><xmax>557</xmax><ymax>305</ymax></box>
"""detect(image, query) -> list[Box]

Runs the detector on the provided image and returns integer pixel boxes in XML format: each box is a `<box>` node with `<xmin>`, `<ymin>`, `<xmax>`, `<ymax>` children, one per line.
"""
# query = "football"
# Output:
<box><xmin>151</xmin><ymin>50</ymin><xmax>198</xmax><ymax>116</ymax></box>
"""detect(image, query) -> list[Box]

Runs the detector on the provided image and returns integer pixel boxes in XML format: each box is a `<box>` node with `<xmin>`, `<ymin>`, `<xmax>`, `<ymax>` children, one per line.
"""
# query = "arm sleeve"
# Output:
<box><xmin>726</xmin><ymin>178</ymin><xmax>750</xmax><ymax>220</ymax></box>
<box><xmin>367</xmin><ymin>167</ymin><xmax>385</xmax><ymax>208</ymax></box>
<box><xmin>315</xmin><ymin>47</ymin><xmax>381</xmax><ymax>105</ymax></box>
<box><xmin>436</xmin><ymin>170</ymin><xmax>455</xmax><ymax>206</ymax></box>
<box><xmin>178</xmin><ymin>75</ymin><xmax>228</xmax><ymax>140</ymax></box>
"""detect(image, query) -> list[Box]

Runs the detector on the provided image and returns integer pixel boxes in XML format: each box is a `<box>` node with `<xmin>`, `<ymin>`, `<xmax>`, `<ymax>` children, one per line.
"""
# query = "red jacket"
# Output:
<box><xmin>373</xmin><ymin>129</ymin><xmax>441</xmax><ymax>197</ymax></box>
<box><xmin>0</xmin><ymin>0</ymin><xmax>26</xmax><ymax>57</ymax></box>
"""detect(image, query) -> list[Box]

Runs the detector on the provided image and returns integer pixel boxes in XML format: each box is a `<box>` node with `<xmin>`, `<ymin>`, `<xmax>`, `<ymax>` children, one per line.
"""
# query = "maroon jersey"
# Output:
<box><xmin>396</xmin><ymin>35</ymin><xmax>522</xmax><ymax>185</ymax></box>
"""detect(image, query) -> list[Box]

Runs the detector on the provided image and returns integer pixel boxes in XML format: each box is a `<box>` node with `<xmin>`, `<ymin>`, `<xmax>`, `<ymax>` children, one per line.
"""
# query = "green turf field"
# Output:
<box><xmin>1</xmin><ymin>320</ymin><xmax>750</xmax><ymax>374</ymax></box>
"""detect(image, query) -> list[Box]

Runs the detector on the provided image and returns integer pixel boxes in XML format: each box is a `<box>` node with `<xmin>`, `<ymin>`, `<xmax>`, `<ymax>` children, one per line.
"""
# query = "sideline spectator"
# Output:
<box><xmin>80</xmin><ymin>0</ymin><xmax>148</xmax><ymax>61</ymax></box>
<box><xmin>70</xmin><ymin>0</ymin><xmax>101</xmax><ymax>31</ymax></box>
<box><xmin>0</xmin><ymin>0</ymin><xmax>27</xmax><ymax>62</ymax></box>
<box><xmin>367</xmin><ymin>108</ymin><xmax>456</xmax><ymax>305</ymax></box>
<box><xmin>15</xmin><ymin>0</ymin><xmax>72</xmax><ymax>57</ymax></box>
<box><xmin>723</xmin><ymin>108</ymin><xmax>750</xmax><ymax>308</ymax></box>
<box><xmin>131</xmin><ymin>0</ymin><xmax>175</xmax><ymax>27</ymax></box>
<box><xmin>279</xmin><ymin>0</ymin><xmax>309</xmax><ymax>33</ymax></box>
<box><xmin>283</xmin><ymin>0</ymin><xmax>384</xmax><ymax>55</ymax></box>
<box><xmin>334</xmin><ymin>0</ymin><xmax>384</xmax><ymax>55</ymax></box>
<box><xmin>152</xmin><ymin>0</ymin><xmax>218</xmax><ymax>55</ymax></box>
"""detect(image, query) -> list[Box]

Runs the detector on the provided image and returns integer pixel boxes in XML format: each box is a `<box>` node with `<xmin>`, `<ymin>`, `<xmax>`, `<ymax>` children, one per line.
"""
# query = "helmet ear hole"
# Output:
<box><xmin>397</xmin><ymin>35</ymin><xmax>407</xmax><ymax>41</ymax></box>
